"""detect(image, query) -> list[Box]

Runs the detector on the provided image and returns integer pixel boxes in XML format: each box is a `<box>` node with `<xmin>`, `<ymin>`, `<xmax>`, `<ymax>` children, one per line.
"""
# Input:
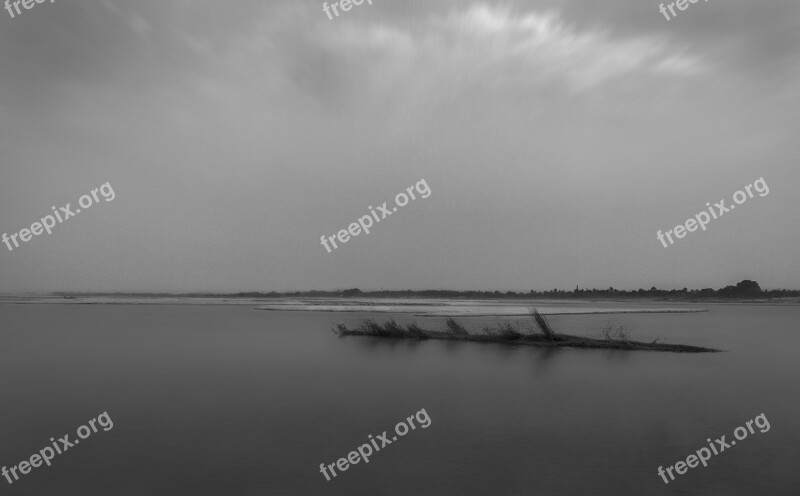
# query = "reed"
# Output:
<box><xmin>531</xmin><ymin>308</ymin><xmax>558</xmax><ymax>340</ymax></box>
<box><xmin>601</xmin><ymin>325</ymin><xmax>631</xmax><ymax>344</ymax></box>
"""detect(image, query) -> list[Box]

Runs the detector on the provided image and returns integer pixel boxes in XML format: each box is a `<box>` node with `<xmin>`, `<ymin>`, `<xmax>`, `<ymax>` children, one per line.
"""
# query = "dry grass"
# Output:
<box><xmin>498</xmin><ymin>321</ymin><xmax>523</xmax><ymax>340</ymax></box>
<box><xmin>445</xmin><ymin>318</ymin><xmax>469</xmax><ymax>336</ymax></box>
<box><xmin>531</xmin><ymin>308</ymin><xmax>559</xmax><ymax>340</ymax></box>
<box><xmin>601</xmin><ymin>324</ymin><xmax>631</xmax><ymax>343</ymax></box>
<box><xmin>406</xmin><ymin>322</ymin><xmax>430</xmax><ymax>339</ymax></box>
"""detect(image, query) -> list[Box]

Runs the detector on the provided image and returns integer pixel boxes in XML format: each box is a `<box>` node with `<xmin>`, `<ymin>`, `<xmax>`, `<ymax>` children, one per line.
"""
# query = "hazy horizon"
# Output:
<box><xmin>3</xmin><ymin>279</ymin><xmax>797</xmax><ymax>296</ymax></box>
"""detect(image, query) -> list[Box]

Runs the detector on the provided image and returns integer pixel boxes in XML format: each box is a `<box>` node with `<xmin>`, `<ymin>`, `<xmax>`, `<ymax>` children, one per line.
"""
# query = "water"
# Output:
<box><xmin>0</xmin><ymin>302</ymin><xmax>798</xmax><ymax>495</ymax></box>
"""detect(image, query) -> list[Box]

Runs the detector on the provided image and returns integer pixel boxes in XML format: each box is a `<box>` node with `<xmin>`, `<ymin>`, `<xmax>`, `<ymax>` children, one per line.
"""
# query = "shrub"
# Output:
<box><xmin>498</xmin><ymin>321</ymin><xmax>523</xmax><ymax>340</ymax></box>
<box><xmin>445</xmin><ymin>318</ymin><xmax>469</xmax><ymax>336</ymax></box>
<box><xmin>406</xmin><ymin>322</ymin><xmax>429</xmax><ymax>339</ymax></box>
<box><xmin>383</xmin><ymin>319</ymin><xmax>407</xmax><ymax>337</ymax></box>
<box><xmin>361</xmin><ymin>320</ymin><xmax>385</xmax><ymax>336</ymax></box>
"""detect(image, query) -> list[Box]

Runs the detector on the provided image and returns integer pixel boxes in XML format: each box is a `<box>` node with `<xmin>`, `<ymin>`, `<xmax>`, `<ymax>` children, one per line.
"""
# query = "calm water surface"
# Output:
<box><xmin>0</xmin><ymin>303</ymin><xmax>798</xmax><ymax>495</ymax></box>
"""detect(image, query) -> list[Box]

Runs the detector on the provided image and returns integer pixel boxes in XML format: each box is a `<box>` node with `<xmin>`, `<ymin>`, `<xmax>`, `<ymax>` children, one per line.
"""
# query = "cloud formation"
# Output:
<box><xmin>1</xmin><ymin>0</ymin><xmax>798</xmax><ymax>292</ymax></box>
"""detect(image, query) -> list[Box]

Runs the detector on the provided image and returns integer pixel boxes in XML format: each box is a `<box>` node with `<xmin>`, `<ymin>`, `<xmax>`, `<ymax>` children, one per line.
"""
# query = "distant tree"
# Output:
<box><xmin>735</xmin><ymin>280</ymin><xmax>762</xmax><ymax>296</ymax></box>
<box><xmin>719</xmin><ymin>280</ymin><xmax>762</xmax><ymax>297</ymax></box>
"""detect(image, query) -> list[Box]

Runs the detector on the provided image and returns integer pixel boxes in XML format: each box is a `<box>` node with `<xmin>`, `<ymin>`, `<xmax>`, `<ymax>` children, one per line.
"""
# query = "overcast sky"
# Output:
<box><xmin>1</xmin><ymin>0</ymin><xmax>798</xmax><ymax>293</ymax></box>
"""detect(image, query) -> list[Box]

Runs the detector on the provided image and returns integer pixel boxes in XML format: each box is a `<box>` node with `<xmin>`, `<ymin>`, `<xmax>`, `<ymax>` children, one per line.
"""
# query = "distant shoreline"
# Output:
<box><xmin>0</xmin><ymin>294</ymin><xmax>797</xmax><ymax>307</ymax></box>
<box><xmin>25</xmin><ymin>280</ymin><xmax>795</xmax><ymax>301</ymax></box>
<box><xmin>1</xmin><ymin>293</ymin><xmax>798</xmax><ymax>305</ymax></box>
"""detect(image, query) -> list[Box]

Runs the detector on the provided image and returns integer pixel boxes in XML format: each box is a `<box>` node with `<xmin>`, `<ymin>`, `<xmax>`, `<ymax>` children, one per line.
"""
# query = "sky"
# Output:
<box><xmin>0</xmin><ymin>0</ymin><xmax>798</xmax><ymax>293</ymax></box>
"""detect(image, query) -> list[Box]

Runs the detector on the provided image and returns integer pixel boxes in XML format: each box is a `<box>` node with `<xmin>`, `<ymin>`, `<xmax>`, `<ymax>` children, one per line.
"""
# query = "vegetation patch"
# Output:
<box><xmin>333</xmin><ymin>309</ymin><xmax>720</xmax><ymax>353</ymax></box>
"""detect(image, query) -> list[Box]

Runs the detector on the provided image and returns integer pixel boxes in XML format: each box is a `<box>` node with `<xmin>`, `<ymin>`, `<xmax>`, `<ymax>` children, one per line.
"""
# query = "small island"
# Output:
<box><xmin>333</xmin><ymin>310</ymin><xmax>720</xmax><ymax>353</ymax></box>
